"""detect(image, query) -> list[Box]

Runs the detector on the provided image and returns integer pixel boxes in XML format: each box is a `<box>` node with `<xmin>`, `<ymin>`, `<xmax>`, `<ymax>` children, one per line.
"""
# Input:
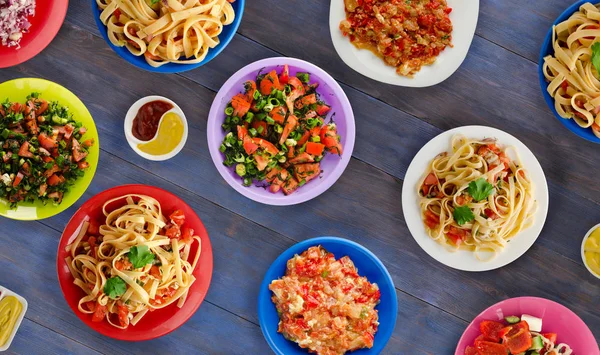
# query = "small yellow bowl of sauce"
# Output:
<box><xmin>0</xmin><ymin>287</ymin><xmax>27</xmax><ymax>351</ymax></box>
<box><xmin>582</xmin><ymin>224</ymin><xmax>600</xmax><ymax>279</ymax></box>
<box><xmin>124</xmin><ymin>96</ymin><xmax>188</xmax><ymax>161</ymax></box>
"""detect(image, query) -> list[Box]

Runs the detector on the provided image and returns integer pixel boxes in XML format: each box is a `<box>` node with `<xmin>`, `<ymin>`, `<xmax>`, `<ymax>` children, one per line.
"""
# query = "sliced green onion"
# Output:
<box><xmin>268</xmin><ymin>98</ymin><xmax>280</xmax><ymax>107</ymax></box>
<box><xmin>263</xmin><ymin>103</ymin><xmax>274</xmax><ymax>112</ymax></box>
<box><xmin>245</xmin><ymin>112</ymin><xmax>254</xmax><ymax>121</ymax></box>
<box><xmin>243</xmin><ymin>177</ymin><xmax>252</xmax><ymax>186</ymax></box>
<box><xmin>266</xmin><ymin>117</ymin><xmax>275</xmax><ymax>125</ymax></box>
<box><xmin>249</xmin><ymin>128</ymin><xmax>258</xmax><ymax>137</ymax></box>
<box><xmin>257</xmin><ymin>125</ymin><xmax>264</xmax><ymax>134</ymax></box>
<box><xmin>253</xmin><ymin>90</ymin><xmax>261</xmax><ymax>100</ymax></box>
<box><xmin>225</xmin><ymin>106</ymin><xmax>234</xmax><ymax>115</ymax></box>
<box><xmin>232</xmin><ymin>116</ymin><xmax>240</xmax><ymax>124</ymax></box>
<box><xmin>275</xmin><ymin>124</ymin><xmax>283</xmax><ymax>134</ymax></box>
<box><xmin>298</xmin><ymin>179</ymin><xmax>307</xmax><ymax>187</ymax></box>
<box><xmin>256</xmin><ymin>113</ymin><xmax>266</xmax><ymax>121</ymax></box>
<box><xmin>219</xmin><ymin>144</ymin><xmax>226</xmax><ymax>153</ymax></box>
<box><xmin>298</xmin><ymin>143</ymin><xmax>307</xmax><ymax>154</ymax></box>
<box><xmin>310</xmin><ymin>136</ymin><xmax>320</xmax><ymax>143</ymax></box>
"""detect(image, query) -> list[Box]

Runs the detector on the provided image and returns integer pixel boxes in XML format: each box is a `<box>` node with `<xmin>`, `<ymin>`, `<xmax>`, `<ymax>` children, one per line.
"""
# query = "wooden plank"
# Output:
<box><xmin>478</xmin><ymin>0</ymin><xmax>572</xmax><ymax>62</ymax></box>
<box><xmin>2</xmin><ymin>22</ymin><xmax>598</xmax><ymax>345</ymax></box>
<box><xmin>9</xmin><ymin>318</ymin><xmax>101</xmax><ymax>354</ymax></box>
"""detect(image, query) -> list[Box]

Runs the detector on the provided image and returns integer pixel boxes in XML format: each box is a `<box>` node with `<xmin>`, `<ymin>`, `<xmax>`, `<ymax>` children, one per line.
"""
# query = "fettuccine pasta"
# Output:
<box><xmin>418</xmin><ymin>135</ymin><xmax>537</xmax><ymax>260</ymax></box>
<box><xmin>543</xmin><ymin>2</ymin><xmax>600</xmax><ymax>137</ymax></box>
<box><xmin>65</xmin><ymin>194</ymin><xmax>201</xmax><ymax>329</ymax></box>
<box><xmin>96</xmin><ymin>0</ymin><xmax>236</xmax><ymax>67</ymax></box>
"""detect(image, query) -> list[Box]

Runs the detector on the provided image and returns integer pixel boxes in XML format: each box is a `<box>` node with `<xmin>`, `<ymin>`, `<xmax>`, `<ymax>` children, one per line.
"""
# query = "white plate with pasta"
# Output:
<box><xmin>57</xmin><ymin>184</ymin><xmax>213</xmax><ymax>340</ymax></box>
<box><xmin>402</xmin><ymin>126</ymin><xmax>549</xmax><ymax>271</ymax></box>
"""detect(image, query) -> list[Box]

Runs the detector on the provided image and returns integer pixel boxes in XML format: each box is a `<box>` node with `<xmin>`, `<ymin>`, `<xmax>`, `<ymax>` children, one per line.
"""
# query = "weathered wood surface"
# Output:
<box><xmin>0</xmin><ymin>0</ymin><xmax>598</xmax><ymax>354</ymax></box>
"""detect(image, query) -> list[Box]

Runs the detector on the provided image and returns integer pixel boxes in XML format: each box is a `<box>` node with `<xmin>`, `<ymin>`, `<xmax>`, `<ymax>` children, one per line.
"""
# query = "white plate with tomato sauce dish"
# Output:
<box><xmin>402</xmin><ymin>126</ymin><xmax>549</xmax><ymax>271</ymax></box>
<box><xmin>329</xmin><ymin>0</ymin><xmax>479</xmax><ymax>87</ymax></box>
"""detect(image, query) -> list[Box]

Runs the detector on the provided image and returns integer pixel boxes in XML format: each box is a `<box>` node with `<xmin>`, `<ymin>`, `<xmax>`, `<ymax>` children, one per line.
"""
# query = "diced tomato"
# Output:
<box><xmin>91</xmin><ymin>302</ymin><xmax>107</xmax><ymax>322</ymax></box>
<box><xmin>18</xmin><ymin>141</ymin><xmax>34</xmax><ymax>158</ymax></box>
<box><xmin>475</xmin><ymin>340</ymin><xmax>508</xmax><ymax>355</ymax></box>
<box><xmin>82</xmin><ymin>139</ymin><xmax>94</xmax><ymax>148</ymax></box>
<box><xmin>169</xmin><ymin>209</ymin><xmax>185</xmax><ymax>227</ymax></box>
<box><xmin>464</xmin><ymin>345</ymin><xmax>477</xmax><ymax>355</ymax></box>
<box><xmin>77</xmin><ymin>161</ymin><xmax>90</xmax><ymax>169</ymax></box>
<box><xmin>300</xmin><ymin>94</ymin><xmax>317</xmax><ymax>107</ymax></box>
<box><xmin>164</xmin><ymin>224</ymin><xmax>181</xmax><ymax>239</ymax></box>
<box><xmin>446</xmin><ymin>226</ymin><xmax>467</xmax><ymax>247</ymax></box>
<box><xmin>243</xmin><ymin>140</ymin><xmax>259</xmax><ymax>155</ymax></box>
<box><xmin>593</xmin><ymin>123</ymin><xmax>600</xmax><ymax>131</ymax></box>
<box><xmin>150</xmin><ymin>265</ymin><xmax>161</xmax><ymax>279</ymax></box>
<box><xmin>251</xmin><ymin>120</ymin><xmax>268</xmax><ymax>136</ymax></box>
<box><xmin>47</xmin><ymin>174</ymin><xmax>63</xmax><ymax>186</ymax></box>
<box><xmin>423</xmin><ymin>173</ymin><xmax>438</xmax><ymax>186</ymax></box>
<box><xmin>315</xmin><ymin>104</ymin><xmax>330</xmax><ymax>116</ymax></box>
<box><xmin>252</xmin><ymin>137</ymin><xmax>279</xmax><ymax>155</ymax></box>
<box><xmin>237</xmin><ymin>125</ymin><xmax>248</xmax><ymax>140</ymax></box>
<box><xmin>244</xmin><ymin>80</ymin><xmax>257</xmax><ymax>101</ymax></box>
<box><xmin>561</xmin><ymin>80</ymin><xmax>568</xmax><ymax>91</ymax></box>
<box><xmin>38</xmin><ymin>133</ymin><xmax>57</xmax><ymax>151</ymax></box>
<box><xmin>2</xmin><ymin>151</ymin><xmax>11</xmax><ymax>163</ymax></box>
<box><xmin>12</xmin><ymin>172</ymin><xmax>23</xmax><ymax>187</ymax></box>
<box><xmin>38</xmin><ymin>183</ymin><xmax>47</xmax><ymax>197</ymax></box>
<box><xmin>480</xmin><ymin>320</ymin><xmax>505</xmax><ymax>342</ymax></box>
<box><xmin>297</xmin><ymin>131</ymin><xmax>311</xmax><ymax>147</ymax></box>
<box><xmin>320</xmin><ymin>124</ymin><xmax>343</xmax><ymax>155</ymax></box>
<box><xmin>113</xmin><ymin>8</ymin><xmax>121</xmax><ymax>18</ymax></box>
<box><xmin>9</xmin><ymin>102</ymin><xmax>22</xmax><ymax>113</ymax></box>
<box><xmin>500</xmin><ymin>321</ymin><xmax>532</xmax><ymax>354</ymax></box>
<box><xmin>87</xmin><ymin>222</ymin><xmax>99</xmax><ymax>235</ymax></box>
<box><xmin>181</xmin><ymin>227</ymin><xmax>194</xmax><ymax>245</ymax></box>
<box><xmin>83</xmin><ymin>301</ymin><xmax>95</xmax><ymax>312</ymax></box>
<box><xmin>424</xmin><ymin>210</ymin><xmax>440</xmax><ymax>229</ymax></box>
<box><xmin>254</xmin><ymin>153</ymin><xmax>268</xmax><ymax>171</ymax></box>
<box><xmin>117</xmin><ymin>303</ymin><xmax>130</xmax><ymax>328</ymax></box>
<box><xmin>279</xmin><ymin>65</ymin><xmax>289</xmax><ymax>85</ymax></box>
<box><xmin>305</xmin><ymin>142</ymin><xmax>325</xmax><ymax>156</ymax></box>
<box><xmin>231</xmin><ymin>93</ymin><xmax>251</xmax><ymax>118</ymax></box>
<box><xmin>484</xmin><ymin>208</ymin><xmax>500</xmax><ymax>220</ymax></box>
<box><xmin>115</xmin><ymin>259</ymin><xmax>132</xmax><ymax>271</ymax></box>
<box><xmin>542</xmin><ymin>333</ymin><xmax>557</xmax><ymax>344</ymax></box>
<box><xmin>279</xmin><ymin>115</ymin><xmax>298</xmax><ymax>145</ymax></box>
<box><xmin>269</xmin><ymin>106</ymin><xmax>287</xmax><ymax>124</ymax></box>
<box><xmin>72</xmin><ymin>139</ymin><xmax>88</xmax><ymax>162</ymax></box>
<box><xmin>259</xmin><ymin>70</ymin><xmax>281</xmax><ymax>95</ymax></box>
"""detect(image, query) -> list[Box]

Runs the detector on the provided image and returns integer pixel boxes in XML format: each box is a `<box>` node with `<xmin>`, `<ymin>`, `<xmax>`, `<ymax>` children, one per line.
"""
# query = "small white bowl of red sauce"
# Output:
<box><xmin>124</xmin><ymin>96</ymin><xmax>188</xmax><ymax>161</ymax></box>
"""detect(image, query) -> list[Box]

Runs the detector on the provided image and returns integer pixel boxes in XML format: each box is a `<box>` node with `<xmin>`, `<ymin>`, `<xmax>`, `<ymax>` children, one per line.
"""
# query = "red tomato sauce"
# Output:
<box><xmin>132</xmin><ymin>100</ymin><xmax>173</xmax><ymax>141</ymax></box>
<box><xmin>340</xmin><ymin>0</ymin><xmax>453</xmax><ymax>77</ymax></box>
<box><xmin>269</xmin><ymin>246</ymin><xmax>380</xmax><ymax>355</ymax></box>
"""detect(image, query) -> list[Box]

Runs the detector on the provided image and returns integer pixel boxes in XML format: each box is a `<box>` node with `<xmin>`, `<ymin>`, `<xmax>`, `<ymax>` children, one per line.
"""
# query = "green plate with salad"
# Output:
<box><xmin>0</xmin><ymin>78</ymin><xmax>99</xmax><ymax>220</ymax></box>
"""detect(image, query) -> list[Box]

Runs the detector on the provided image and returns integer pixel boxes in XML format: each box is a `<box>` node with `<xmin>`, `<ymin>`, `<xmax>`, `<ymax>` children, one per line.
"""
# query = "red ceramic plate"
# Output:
<box><xmin>56</xmin><ymin>184</ymin><xmax>213</xmax><ymax>341</ymax></box>
<box><xmin>0</xmin><ymin>0</ymin><xmax>68</xmax><ymax>68</ymax></box>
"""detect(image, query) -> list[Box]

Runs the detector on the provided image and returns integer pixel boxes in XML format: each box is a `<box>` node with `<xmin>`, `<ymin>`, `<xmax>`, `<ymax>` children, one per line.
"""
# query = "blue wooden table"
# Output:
<box><xmin>1</xmin><ymin>0</ymin><xmax>599</xmax><ymax>354</ymax></box>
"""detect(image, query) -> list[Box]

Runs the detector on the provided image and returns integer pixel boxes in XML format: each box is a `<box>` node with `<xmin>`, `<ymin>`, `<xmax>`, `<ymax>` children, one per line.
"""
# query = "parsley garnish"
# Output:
<box><xmin>468</xmin><ymin>178</ymin><xmax>495</xmax><ymax>202</ymax></box>
<box><xmin>128</xmin><ymin>245</ymin><xmax>155</xmax><ymax>269</ymax></box>
<box><xmin>592</xmin><ymin>42</ymin><xmax>600</xmax><ymax>77</ymax></box>
<box><xmin>104</xmin><ymin>277</ymin><xmax>126</xmax><ymax>299</ymax></box>
<box><xmin>453</xmin><ymin>206</ymin><xmax>475</xmax><ymax>226</ymax></box>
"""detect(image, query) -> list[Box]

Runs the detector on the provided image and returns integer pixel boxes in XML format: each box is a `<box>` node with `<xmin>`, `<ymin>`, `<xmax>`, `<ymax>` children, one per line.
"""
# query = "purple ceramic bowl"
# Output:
<box><xmin>207</xmin><ymin>57</ymin><xmax>355</xmax><ymax>205</ymax></box>
<box><xmin>455</xmin><ymin>297</ymin><xmax>599</xmax><ymax>355</ymax></box>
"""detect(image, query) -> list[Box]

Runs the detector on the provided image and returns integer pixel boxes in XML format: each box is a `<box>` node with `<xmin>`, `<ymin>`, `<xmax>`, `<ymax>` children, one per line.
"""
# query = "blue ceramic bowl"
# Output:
<box><xmin>90</xmin><ymin>0</ymin><xmax>245</xmax><ymax>73</ymax></box>
<box><xmin>538</xmin><ymin>0</ymin><xmax>600</xmax><ymax>144</ymax></box>
<box><xmin>258</xmin><ymin>237</ymin><xmax>398</xmax><ymax>355</ymax></box>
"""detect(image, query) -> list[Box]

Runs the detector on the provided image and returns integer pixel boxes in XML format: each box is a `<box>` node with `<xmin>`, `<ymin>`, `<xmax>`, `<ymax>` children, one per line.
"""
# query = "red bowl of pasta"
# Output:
<box><xmin>56</xmin><ymin>184</ymin><xmax>213</xmax><ymax>341</ymax></box>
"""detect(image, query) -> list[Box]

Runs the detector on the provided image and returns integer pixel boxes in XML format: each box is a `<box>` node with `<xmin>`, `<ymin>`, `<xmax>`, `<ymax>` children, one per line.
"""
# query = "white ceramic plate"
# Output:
<box><xmin>402</xmin><ymin>126</ymin><xmax>549</xmax><ymax>271</ymax></box>
<box><xmin>581</xmin><ymin>224</ymin><xmax>600</xmax><ymax>279</ymax></box>
<box><xmin>329</xmin><ymin>0</ymin><xmax>479</xmax><ymax>87</ymax></box>
<box><xmin>0</xmin><ymin>286</ymin><xmax>27</xmax><ymax>352</ymax></box>
<box><xmin>124</xmin><ymin>95</ymin><xmax>188</xmax><ymax>161</ymax></box>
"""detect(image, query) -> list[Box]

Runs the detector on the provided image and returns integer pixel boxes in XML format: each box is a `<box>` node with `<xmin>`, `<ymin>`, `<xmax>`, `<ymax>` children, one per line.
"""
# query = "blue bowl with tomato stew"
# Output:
<box><xmin>258</xmin><ymin>236</ymin><xmax>398</xmax><ymax>355</ymax></box>
<box><xmin>89</xmin><ymin>0</ymin><xmax>245</xmax><ymax>73</ymax></box>
<box><xmin>538</xmin><ymin>0</ymin><xmax>600</xmax><ymax>144</ymax></box>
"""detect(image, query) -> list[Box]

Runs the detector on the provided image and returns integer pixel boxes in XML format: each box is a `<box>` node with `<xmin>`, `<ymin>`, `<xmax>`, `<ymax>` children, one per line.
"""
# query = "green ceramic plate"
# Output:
<box><xmin>0</xmin><ymin>78</ymin><xmax>99</xmax><ymax>220</ymax></box>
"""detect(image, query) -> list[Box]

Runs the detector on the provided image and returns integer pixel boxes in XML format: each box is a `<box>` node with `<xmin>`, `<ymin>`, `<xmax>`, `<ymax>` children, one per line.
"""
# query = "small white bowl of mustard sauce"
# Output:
<box><xmin>582</xmin><ymin>224</ymin><xmax>600</xmax><ymax>280</ymax></box>
<box><xmin>124</xmin><ymin>96</ymin><xmax>188</xmax><ymax>161</ymax></box>
<box><xmin>0</xmin><ymin>286</ymin><xmax>27</xmax><ymax>352</ymax></box>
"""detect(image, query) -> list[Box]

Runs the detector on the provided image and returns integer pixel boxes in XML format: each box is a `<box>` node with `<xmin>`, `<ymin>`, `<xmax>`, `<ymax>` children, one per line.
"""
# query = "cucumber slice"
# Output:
<box><xmin>505</xmin><ymin>315</ymin><xmax>520</xmax><ymax>324</ymax></box>
<box><xmin>529</xmin><ymin>335</ymin><xmax>544</xmax><ymax>350</ymax></box>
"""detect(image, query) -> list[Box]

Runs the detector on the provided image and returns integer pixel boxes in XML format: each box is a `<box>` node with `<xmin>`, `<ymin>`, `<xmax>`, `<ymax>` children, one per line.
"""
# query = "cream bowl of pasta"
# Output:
<box><xmin>402</xmin><ymin>126</ymin><xmax>549</xmax><ymax>271</ymax></box>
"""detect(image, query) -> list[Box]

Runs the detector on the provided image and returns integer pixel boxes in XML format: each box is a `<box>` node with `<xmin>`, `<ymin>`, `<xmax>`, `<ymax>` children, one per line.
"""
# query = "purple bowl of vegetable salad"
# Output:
<box><xmin>207</xmin><ymin>57</ymin><xmax>355</xmax><ymax>206</ymax></box>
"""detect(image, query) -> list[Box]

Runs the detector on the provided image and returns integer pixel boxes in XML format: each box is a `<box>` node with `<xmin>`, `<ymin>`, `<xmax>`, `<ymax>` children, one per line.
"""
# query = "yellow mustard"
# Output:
<box><xmin>584</xmin><ymin>228</ymin><xmax>600</xmax><ymax>277</ymax></box>
<box><xmin>137</xmin><ymin>112</ymin><xmax>184</xmax><ymax>156</ymax></box>
<box><xmin>0</xmin><ymin>296</ymin><xmax>23</xmax><ymax>347</ymax></box>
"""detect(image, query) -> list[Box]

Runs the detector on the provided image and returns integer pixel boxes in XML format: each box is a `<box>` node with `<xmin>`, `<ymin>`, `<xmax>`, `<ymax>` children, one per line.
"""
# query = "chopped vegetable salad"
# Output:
<box><xmin>219</xmin><ymin>65</ymin><xmax>343</xmax><ymax>195</ymax></box>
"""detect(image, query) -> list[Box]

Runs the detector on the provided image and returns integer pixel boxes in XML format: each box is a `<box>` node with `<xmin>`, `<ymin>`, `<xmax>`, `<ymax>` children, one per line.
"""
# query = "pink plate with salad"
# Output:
<box><xmin>207</xmin><ymin>57</ymin><xmax>355</xmax><ymax>205</ymax></box>
<box><xmin>455</xmin><ymin>297</ymin><xmax>599</xmax><ymax>355</ymax></box>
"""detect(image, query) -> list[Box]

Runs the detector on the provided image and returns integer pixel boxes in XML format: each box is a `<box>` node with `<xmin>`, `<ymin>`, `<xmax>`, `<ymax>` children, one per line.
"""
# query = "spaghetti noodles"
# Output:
<box><xmin>65</xmin><ymin>194</ymin><xmax>201</xmax><ymax>329</ymax></box>
<box><xmin>418</xmin><ymin>135</ymin><xmax>537</xmax><ymax>260</ymax></box>
<box><xmin>96</xmin><ymin>0</ymin><xmax>236</xmax><ymax>67</ymax></box>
